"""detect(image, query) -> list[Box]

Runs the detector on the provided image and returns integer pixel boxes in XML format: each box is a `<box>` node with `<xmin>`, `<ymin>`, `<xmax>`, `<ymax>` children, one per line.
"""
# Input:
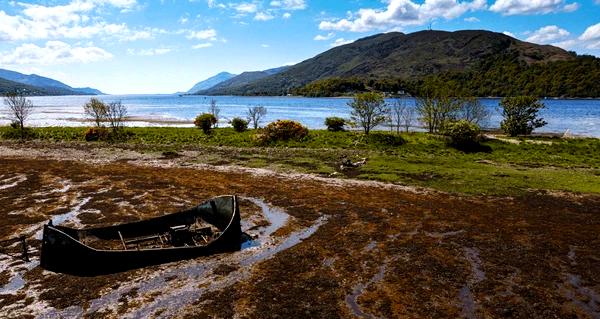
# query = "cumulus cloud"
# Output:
<box><xmin>319</xmin><ymin>0</ymin><xmax>487</xmax><ymax>32</ymax></box>
<box><xmin>270</xmin><ymin>0</ymin><xmax>306</xmax><ymax>10</ymax></box>
<box><xmin>526</xmin><ymin>25</ymin><xmax>570</xmax><ymax>44</ymax></box>
<box><xmin>0</xmin><ymin>41</ymin><xmax>113</xmax><ymax>65</ymax></box>
<box><xmin>578</xmin><ymin>22</ymin><xmax>600</xmax><ymax>49</ymax></box>
<box><xmin>545</xmin><ymin>23</ymin><xmax>600</xmax><ymax>54</ymax></box>
<box><xmin>489</xmin><ymin>0</ymin><xmax>579</xmax><ymax>15</ymax></box>
<box><xmin>0</xmin><ymin>0</ymin><xmax>157</xmax><ymax>42</ymax></box>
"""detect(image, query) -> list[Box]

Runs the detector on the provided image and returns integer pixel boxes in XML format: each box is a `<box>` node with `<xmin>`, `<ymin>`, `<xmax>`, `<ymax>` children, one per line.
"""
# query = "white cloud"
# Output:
<box><xmin>319</xmin><ymin>0</ymin><xmax>487</xmax><ymax>32</ymax></box>
<box><xmin>127</xmin><ymin>48</ymin><xmax>172</xmax><ymax>56</ymax></box>
<box><xmin>0</xmin><ymin>41</ymin><xmax>112</xmax><ymax>65</ymax></box>
<box><xmin>207</xmin><ymin>0</ymin><xmax>226</xmax><ymax>9</ymax></box>
<box><xmin>578</xmin><ymin>22</ymin><xmax>600</xmax><ymax>49</ymax></box>
<box><xmin>192</xmin><ymin>42</ymin><xmax>213</xmax><ymax>49</ymax></box>
<box><xmin>232</xmin><ymin>2</ymin><xmax>258</xmax><ymax>14</ymax></box>
<box><xmin>545</xmin><ymin>23</ymin><xmax>600</xmax><ymax>54</ymax></box>
<box><xmin>314</xmin><ymin>32</ymin><xmax>335</xmax><ymax>41</ymax></box>
<box><xmin>282</xmin><ymin>12</ymin><xmax>292</xmax><ymax>19</ymax></box>
<box><xmin>270</xmin><ymin>0</ymin><xmax>307</xmax><ymax>10</ymax></box>
<box><xmin>261</xmin><ymin>44</ymin><xmax>270</xmax><ymax>47</ymax></box>
<box><xmin>502</xmin><ymin>31</ymin><xmax>517</xmax><ymax>38</ymax></box>
<box><xmin>331</xmin><ymin>38</ymin><xmax>354</xmax><ymax>47</ymax></box>
<box><xmin>526</xmin><ymin>25</ymin><xmax>570</xmax><ymax>44</ymax></box>
<box><xmin>464</xmin><ymin>16</ymin><xmax>480</xmax><ymax>22</ymax></box>
<box><xmin>254</xmin><ymin>12</ymin><xmax>275</xmax><ymax>21</ymax></box>
<box><xmin>185</xmin><ymin>28</ymin><xmax>217</xmax><ymax>40</ymax></box>
<box><xmin>0</xmin><ymin>0</ymin><xmax>156</xmax><ymax>42</ymax></box>
<box><xmin>489</xmin><ymin>0</ymin><xmax>579</xmax><ymax>15</ymax></box>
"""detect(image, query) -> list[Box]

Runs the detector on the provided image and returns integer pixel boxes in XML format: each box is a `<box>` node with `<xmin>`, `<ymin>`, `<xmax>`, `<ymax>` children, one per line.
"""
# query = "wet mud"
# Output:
<box><xmin>0</xmin><ymin>150</ymin><xmax>599</xmax><ymax>318</ymax></box>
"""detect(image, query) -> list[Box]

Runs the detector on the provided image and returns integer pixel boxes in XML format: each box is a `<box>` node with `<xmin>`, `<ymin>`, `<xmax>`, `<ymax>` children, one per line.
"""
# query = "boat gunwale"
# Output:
<box><xmin>45</xmin><ymin>195</ymin><xmax>240</xmax><ymax>253</ymax></box>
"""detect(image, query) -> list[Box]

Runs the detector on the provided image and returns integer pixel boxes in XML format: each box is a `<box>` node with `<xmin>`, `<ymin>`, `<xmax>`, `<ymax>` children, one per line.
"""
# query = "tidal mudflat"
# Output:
<box><xmin>0</xmin><ymin>146</ymin><xmax>599</xmax><ymax>318</ymax></box>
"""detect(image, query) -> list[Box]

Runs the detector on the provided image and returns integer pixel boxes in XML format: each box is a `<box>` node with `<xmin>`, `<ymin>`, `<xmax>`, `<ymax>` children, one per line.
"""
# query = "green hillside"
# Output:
<box><xmin>201</xmin><ymin>30</ymin><xmax>598</xmax><ymax>97</ymax></box>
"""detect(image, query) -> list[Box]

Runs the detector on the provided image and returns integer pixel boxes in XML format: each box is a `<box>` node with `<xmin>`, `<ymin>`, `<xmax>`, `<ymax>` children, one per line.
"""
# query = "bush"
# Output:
<box><xmin>194</xmin><ymin>113</ymin><xmax>217</xmax><ymax>134</ymax></box>
<box><xmin>257</xmin><ymin>120</ymin><xmax>309</xmax><ymax>144</ymax></box>
<box><xmin>324</xmin><ymin>117</ymin><xmax>346</xmax><ymax>132</ymax></box>
<box><xmin>84</xmin><ymin>127</ymin><xmax>109</xmax><ymax>141</ymax></box>
<box><xmin>230</xmin><ymin>117</ymin><xmax>249</xmax><ymax>132</ymax></box>
<box><xmin>500</xmin><ymin>96</ymin><xmax>547</xmax><ymax>136</ymax></box>
<box><xmin>443</xmin><ymin>120</ymin><xmax>481</xmax><ymax>147</ymax></box>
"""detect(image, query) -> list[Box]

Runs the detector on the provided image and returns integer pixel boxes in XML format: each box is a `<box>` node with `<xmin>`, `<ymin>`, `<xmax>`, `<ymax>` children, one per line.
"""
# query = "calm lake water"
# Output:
<box><xmin>1</xmin><ymin>95</ymin><xmax>599</xmax><ymax>137</ymax></box>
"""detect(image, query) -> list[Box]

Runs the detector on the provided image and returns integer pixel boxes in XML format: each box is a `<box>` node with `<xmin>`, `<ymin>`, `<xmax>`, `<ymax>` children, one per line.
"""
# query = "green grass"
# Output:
<box><xmin>1</xmin><ymin>126</ymin><xmax>599</xmax><ymax>195</ymax></box>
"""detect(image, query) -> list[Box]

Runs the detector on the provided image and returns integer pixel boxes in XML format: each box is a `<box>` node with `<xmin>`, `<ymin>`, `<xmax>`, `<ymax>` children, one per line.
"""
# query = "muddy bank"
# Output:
<box><xmin>0</xmin><ymin>152</ymin><xmax>599</xmax><ymax>318</ymax></box>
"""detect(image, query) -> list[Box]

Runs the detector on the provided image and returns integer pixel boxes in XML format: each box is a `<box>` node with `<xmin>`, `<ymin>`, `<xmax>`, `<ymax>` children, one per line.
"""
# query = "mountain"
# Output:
<box><xmin>0</xmin><ymin>77</ymin><xmax>80</xmax><ymax>96</ymax></box>
<box><xmin>187</xmin><ymin>72</ymin><xmax>237</xmax><ymax>94</ymax></box>
<box><xmin>0</xmin><ymin>68</ymin><xmax>104</xmax><ymax>95</ymax></box>
<box><xmin>197</xmin><ymin>66</ymin><xmax>289</xmax><ymax>95</ymax></box>
<box><xmin>201</xmin><ymin>30</ymin><xmax>576</xmax><ymax>96</ymax></box>
<box><xmin>73</xmin><ymin>87</ymin><xmax>104</xmax><ymax>95</ymax></box>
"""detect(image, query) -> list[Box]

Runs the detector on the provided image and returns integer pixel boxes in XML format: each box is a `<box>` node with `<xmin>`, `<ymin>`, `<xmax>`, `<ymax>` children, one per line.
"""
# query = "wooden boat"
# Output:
<box><xmin>41</xmin><ymin>195</ymin><xmax>242</xmax><ymax>276</ymax></box>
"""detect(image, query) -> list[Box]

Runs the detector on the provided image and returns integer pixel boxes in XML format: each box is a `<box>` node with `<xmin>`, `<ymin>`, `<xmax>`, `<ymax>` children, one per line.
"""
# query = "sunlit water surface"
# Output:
<box><xmin>0</xmin><ymin>95</ymin><xmax>598</xmax><ymax>137</ymax></box>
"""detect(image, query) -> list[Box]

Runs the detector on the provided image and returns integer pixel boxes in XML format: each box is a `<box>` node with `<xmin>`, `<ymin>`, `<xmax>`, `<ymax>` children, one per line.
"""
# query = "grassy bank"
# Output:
<box><xmin>1</xmin><ymin>126</ymin><xmax>599</xmax><ymax>195</ymax></box>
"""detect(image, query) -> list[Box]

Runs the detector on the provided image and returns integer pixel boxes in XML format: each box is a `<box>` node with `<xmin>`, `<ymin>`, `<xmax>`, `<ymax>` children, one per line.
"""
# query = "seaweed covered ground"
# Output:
<box><xmin>0</xmin><ymin>145</ymin><xmax>599</xmax><ymax>318</ymax></box>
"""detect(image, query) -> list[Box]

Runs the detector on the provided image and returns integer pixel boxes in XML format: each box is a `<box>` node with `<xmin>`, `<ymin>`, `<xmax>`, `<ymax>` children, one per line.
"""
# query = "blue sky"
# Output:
<box><xmin>0</xmin><ymin>0</ymin><xmax>599</xmax><ymax>94</ymax></box>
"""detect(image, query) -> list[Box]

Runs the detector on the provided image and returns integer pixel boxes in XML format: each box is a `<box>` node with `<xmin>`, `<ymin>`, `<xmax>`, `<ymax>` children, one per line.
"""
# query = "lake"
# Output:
<box><xmin>1</xmin><ymin>95</ymin><xmax>599</xmax><ymax>137</ymax></box>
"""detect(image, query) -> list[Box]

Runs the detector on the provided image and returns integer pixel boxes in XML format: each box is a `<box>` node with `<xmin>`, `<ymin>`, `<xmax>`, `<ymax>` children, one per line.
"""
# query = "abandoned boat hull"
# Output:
<box><xmin>41</xmin><ymin>195</ymin><xmax>242</xmax><ymax>276</ymax></box>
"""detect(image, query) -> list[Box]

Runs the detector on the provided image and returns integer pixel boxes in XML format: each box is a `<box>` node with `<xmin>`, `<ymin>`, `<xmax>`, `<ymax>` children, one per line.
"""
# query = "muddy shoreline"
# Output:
<box><xmin>1</xmin><ymin>145</ymin><xmax>599</xmax><ymax>318</ymax></box>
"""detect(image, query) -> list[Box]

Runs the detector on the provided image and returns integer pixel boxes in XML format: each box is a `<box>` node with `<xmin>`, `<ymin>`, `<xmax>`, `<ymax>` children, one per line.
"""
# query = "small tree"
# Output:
<box><xmin>458</xmin><ymin>97</ymin><xmax>489</xmax><ymax>126</ymax></box>
<box><xmin>83</xmin><ymin>98</ymin><xmax>107</xmax><ymax>127</ymax></box>
<box><xmin>500</xmin><ymin>96</ymin><xmax>547</xmax><ymax>136</ymax></box>
<box><xmin>247</xmin><ymin>106</ymin><xmax>267</xmax><ymax>129</ymax></box>
<box><xmin>195</xmin><ymin>113</ymin><xmax>217</xmax><ymax>134</ymax></box>
<box><xmin>348</xmin><ymin>92</ymin><xmax>389</xmax><ymax>135</ymax></box>
<box><xmin>208</xmin><ymin>99</ymin><xmax>220</xmax><ymax>128</ymax></box>
<box><xmin>390</xmin><ymin>98</ymin><xmax>413</xmax><ymax>134</ymax></box>
<box><xmin>105</xmin><ymin>101</ymin><xmax>127</xmax><ymax>132</ymax></box>
<box><xmin>416</xmin><ymin>95</ymin><xmax>460</xmax><ymax>134</ymax></box>
<box><xmin>3</xmin><ymin>93</ymin><xmax>34</xmax><ymax>136</ymax></box>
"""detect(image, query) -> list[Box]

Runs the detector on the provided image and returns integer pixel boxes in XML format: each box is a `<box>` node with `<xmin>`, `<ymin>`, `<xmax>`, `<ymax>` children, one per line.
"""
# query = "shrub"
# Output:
<box><xmin>230</xmin><ymin>117</ymin><xmax>249</xmax><ymax>132</ymax></box>
<box><xmin>84</xmin><ymin>127</ymin><xmax>109</xmax><ymax>141</ymax></box>
<box><xmin>443</xmin><ymin>120</ymin><xmax>481</xmax><ymax>147</ymax></box>
<box><xmin>500</xmin><ymin>96</ymin><xmax>547</xmax><ymax>136</ymax></box>
<box><xmin>324</xmin><ymin>117</ymin><xmax>346</xmax><ymax>132</ymax></box>
<box><xmin>194</xmin><ymin>113</ymin><xmax>217</xmax><ymax>134</ymax></box>
<box><xmin>257</xmin><ymin>120</ymin><xmax>309</xmax><ymax>144</ymax></box>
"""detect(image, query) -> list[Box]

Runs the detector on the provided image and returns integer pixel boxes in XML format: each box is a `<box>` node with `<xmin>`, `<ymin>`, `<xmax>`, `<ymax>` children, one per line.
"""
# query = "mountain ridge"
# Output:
<box><xmin>196</xmin><ymin>66</ymin><xmax>289</xmax><ymax>95</ymax></box>
<box><xmin>198</xmin><ymin>30</ymin><xmax>578</xmax><ymax>96</ymax></box>
<box><xmin>0</xmin><ymin>68</ymin><xmax>104</xmax><ymax>95</ymax></box>
<box><xmin>187</xmin><ymin>72</ymin><xmax>237</xmax><ymax>94</ymax></box>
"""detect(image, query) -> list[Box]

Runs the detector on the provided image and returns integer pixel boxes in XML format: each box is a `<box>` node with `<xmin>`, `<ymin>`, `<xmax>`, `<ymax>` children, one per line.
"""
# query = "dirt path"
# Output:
<box><xmin>1</xmin><ymin>147</ymin><xmax>599</xmax><ymax>318</ymax></box>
